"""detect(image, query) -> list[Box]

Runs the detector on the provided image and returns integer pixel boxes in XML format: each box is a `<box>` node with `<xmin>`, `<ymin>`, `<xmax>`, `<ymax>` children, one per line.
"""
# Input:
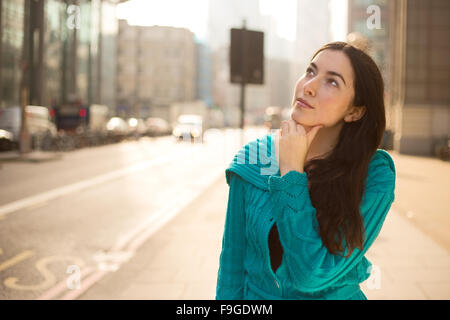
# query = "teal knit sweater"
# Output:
<box><xmin>216</xmin><ymin>133</ymin><xmax>396</xmax><ymax>300</ymax></box>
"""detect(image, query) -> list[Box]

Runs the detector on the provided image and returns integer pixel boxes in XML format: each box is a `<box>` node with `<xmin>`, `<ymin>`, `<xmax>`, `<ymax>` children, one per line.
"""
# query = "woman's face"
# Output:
<box><xmin>291</xmin><ymin>49</ymin><xmax>363</xmax><ymax>129</ymax></box>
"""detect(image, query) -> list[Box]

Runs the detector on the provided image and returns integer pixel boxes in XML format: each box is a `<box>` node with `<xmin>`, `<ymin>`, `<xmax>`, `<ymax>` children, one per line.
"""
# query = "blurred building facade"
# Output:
<box><xmin>99</xmin><ymin>0</ymin><xmax>120</xmax><ymax>111</ymax></box>
<box><xmin>0</xmin><ymin>0</ymin><xmax>24</xmax><ymax>109</ymax></box>
<box><xmin>207</xmin><ymin>0</ymin><xmax>296</xmax><ymax>127</ymax></box>
<box><xmin>116</xmin><ymin>20</ymin><xmax>196</xmax><ymax>120</ymax></box>
<box><xmin>207</xmin><ymin>0</ymin><xmax>265</xmax><ymax>127</ymax></box>
<box><xmin>195</xmin><ymin>40</ymin><xmax>213</xmax><ymax>108</ymax></box>
<box><xmin>348</xmin><ymin>0</ymin><xmax>390</xmax><ymax>83</ymax></box>
<box><xmin>0</xmin><ymin>0</ymin><xmax>124</xmax><ymax>113</ymax></box>
<box><xmin>294</xmin><ymin>0</ymin><xmax>332</xmax><ymax>84</ymax></box>
<box><xmin>347</xmin><ymin>0</ymin><xmax>392</xmax><ymax>130</ymax></box>
<box><xmin>389</xmin><ymin>0</ymin><xmax>450</xmax><ymax>156</ymax></box>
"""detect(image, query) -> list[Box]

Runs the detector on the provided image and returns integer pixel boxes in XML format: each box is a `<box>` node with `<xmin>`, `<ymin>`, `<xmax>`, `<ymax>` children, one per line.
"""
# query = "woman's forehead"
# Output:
<box><xmin>310</xmin><ymin>50</ymin><xmax>354</xmax><ymax>85</ymax></box>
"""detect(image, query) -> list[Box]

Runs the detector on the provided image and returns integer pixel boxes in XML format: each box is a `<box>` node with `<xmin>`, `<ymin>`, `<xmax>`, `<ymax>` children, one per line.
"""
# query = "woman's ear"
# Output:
<box><xmin>344</xmin><ymin>105</ymin><xmax>366</xmax><ymax>122</ymax></box>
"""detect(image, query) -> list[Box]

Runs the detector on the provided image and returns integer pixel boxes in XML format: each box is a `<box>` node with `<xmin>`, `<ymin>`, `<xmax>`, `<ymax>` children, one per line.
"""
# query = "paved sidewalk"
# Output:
<box><xmin>0</xmin><ymin>150</ymin><xmax>62</xmax><ymax>163</ymax></box>
<box><xmin>79</xmin><ymin>154</ymin><xmax>450</xmax><ymax>300</ymax></box>
<box><xmin>362</xmin><ymin>208</ymin><xmax>450</xmax><ymax>299</ymax></box>
<box><xmin>80</xmin><ymin>173</ymin><xmax>227</xmax><ymax>300</ymax></box>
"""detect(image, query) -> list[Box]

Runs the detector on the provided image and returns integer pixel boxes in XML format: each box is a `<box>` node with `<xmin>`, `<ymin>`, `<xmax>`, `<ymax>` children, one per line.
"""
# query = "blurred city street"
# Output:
<box><xmin>0</xmin><ymin>127</ymin><xmax>449</xmax><ymax>300</ymax></box>
<box><xmin>78</xmin><ymin>134</ymin><xmax>450</xmax><ymax>301</ymax></box>
<box><xmin>0</xmin><ymin>0</ymin><xmax>449</xmax><ymax>301</ymax></box>
<box><xmin>0</xmin><ymin>128</ymin><xmax>256</xmax><ymax>299</ymax></box>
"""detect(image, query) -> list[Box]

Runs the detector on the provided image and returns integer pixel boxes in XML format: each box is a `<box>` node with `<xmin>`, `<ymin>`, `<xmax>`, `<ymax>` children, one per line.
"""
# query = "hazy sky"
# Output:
<box><xmin>329</xmin><ymin>0</ymin><xmax>348</xmax><ymax>41</ymax></box>
<box><xmin>117</xmin><ymin>0</ymin><xmax>297</xmax><ymax>41</ymax></box>
<box><xmin>259</xmin><ymin>0</ymin><xmax>297</xmax><ymax>41</ymax></box>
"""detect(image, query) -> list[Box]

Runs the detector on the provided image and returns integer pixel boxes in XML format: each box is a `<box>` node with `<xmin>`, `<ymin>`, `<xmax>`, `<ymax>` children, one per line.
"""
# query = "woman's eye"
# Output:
<box><xmin>328</xmin><ymin>79</ymin><xmax>338</xmax><ymax>87</ymax></box>
<box><xmin>305</xmin><ymin>67</ymin><xmax>314</xmax><ymax>76</ymax></box>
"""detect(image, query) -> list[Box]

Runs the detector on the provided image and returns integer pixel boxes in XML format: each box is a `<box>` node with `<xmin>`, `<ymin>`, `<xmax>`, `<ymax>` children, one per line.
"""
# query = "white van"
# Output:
<box><xmin>0</xmin><ymin>106</ymin><xmax>57</xmax><ymax>143</ymax></box>
<box><xmin>172</xmin><ymin>114</ymin><xmax>204</xmax><ymax>143</ymax></box>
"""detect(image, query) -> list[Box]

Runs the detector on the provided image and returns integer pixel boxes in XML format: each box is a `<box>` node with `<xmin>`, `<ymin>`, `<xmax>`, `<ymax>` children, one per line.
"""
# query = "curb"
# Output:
<box><xmin>0</xmin><ymin>151</ymin><xmax>63</xmax><ymax>163</ymax></box>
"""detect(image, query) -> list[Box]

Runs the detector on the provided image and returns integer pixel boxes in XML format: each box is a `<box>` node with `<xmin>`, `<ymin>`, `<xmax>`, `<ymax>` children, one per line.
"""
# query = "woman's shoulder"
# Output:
<box><xmin>366</xmin><ymin>149</ymin><xmax>396</xmax><ymax>192</ymax></box>
<box><xmin>224</xmin><ymin>133</ymin><xmax>276</xmax><ymax>191</ymax></box>
<box><xmin>227</xmin><ymin>171</ymin><xmax>247</xmax><ymax>187</ymax></box>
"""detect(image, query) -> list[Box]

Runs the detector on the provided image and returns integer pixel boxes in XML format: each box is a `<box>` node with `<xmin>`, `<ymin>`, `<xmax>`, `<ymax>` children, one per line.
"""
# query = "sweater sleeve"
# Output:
<box><xmin>268</xmin><ymin>158</ymin><xmax>395</xmax><ymax>292</ymax></box>
<box><xmin>216</xmin><ymin>173</ymin><xmax>247</xmax><ymax>300</ymax></box>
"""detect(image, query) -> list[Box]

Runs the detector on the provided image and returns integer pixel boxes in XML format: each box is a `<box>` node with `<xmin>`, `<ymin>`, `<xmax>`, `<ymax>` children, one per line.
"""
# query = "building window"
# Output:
<box><xmin>404</xmin><ymin>0</ymin><xmax>450</xmax><ymax>105</ymax></box>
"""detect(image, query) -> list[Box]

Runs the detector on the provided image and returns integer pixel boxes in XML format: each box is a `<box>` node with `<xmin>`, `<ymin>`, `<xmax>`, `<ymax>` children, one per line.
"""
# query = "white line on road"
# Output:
<box><xmin>36</xmin><ymin>266</ymin><xmax>96</xmax><ymax>300</ymax></box>
<box><xmin>45</xmin><ymin>169</ymin><xmax>224</xmax><ymax>300</ymax></box>
<box><xmin>0</xmin><ymin>154</ymin><xmax>173</xmax><ymax>218</ymax></box>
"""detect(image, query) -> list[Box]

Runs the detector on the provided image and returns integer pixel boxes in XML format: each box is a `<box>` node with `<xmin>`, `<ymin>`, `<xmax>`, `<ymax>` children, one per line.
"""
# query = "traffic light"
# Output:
<box><xmin>230</xmin><ymin>28</ymin><xmax>264</xmax><ymax>85</ymax></box>
<box><xmin>79</xmin><ymin>108</ymin><xmax>87</xmax><ymax>118</ymax></box>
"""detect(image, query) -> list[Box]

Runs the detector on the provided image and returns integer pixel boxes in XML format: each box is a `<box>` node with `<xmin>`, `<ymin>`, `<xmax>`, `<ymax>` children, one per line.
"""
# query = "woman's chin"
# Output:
<box><xmin>290</xmin><ymin>114</ymin><xmax>313</xmax><ymax>127</ymax></box>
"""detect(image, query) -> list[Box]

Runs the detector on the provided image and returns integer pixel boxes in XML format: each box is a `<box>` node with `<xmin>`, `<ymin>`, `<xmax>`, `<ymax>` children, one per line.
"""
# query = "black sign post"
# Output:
<box><xmin>230</xmin><ymin>21</ymin><xmax>264</xmax><ymax>144</ymax></box>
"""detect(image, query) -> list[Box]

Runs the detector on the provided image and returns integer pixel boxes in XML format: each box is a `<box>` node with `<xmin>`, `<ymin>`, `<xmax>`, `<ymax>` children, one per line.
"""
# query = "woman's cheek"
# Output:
<box><xmin>318</xmin><ymin>105</ymin><xmax>347</xmax><ymax>127</ymax></box>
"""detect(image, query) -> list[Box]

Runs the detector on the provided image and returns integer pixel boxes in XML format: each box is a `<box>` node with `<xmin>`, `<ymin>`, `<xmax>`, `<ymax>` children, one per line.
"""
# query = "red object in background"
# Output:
<box><xmin>79</xmin><ymin>108</ymin><xmax>87</xmax><ymax>117</ymax></box>
<box><xmin>50</xmin><ymin>109</ymin><xmax>55</xmax><ymax>118</ymax></box>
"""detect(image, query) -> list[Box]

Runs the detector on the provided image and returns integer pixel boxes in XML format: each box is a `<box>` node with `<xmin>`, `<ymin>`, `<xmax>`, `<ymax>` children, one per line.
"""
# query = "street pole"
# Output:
<box><xmin>97</xmin><ymin>0</ymin><xmax>103</xmax><ymax>105</ymax></box>
<box><xmin>239</xmin><ymin>20</ymin><xmax>247</xmax><ymax>147</ymax></box>
<box><xmin>0</xmin><ymin>0</ymin><xmax>3</xmax><ymax>106</ymax></box>
<box><xmin>19</xmin><ymin>0</ymin><xmax>31</xmax><ymax>154</ymax></box>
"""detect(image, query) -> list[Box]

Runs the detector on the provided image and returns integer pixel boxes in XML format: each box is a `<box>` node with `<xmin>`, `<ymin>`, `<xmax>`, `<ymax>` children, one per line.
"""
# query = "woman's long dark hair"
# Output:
<box><xmin>304</xmin><ymin>42</ymin><xmax>386</xmax><ymax>257</ymax></box>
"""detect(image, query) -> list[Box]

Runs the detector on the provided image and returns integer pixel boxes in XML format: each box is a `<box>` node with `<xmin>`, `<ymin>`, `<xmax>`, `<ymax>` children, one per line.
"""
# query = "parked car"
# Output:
<box><xmin>106</xmin><ymin>117</ymin><xmax>129</xmax><ymax>142</ymax></box>
<box><xmin>172</xmin><ymin>114</ymin><xmax>203</xmax><ymax>143</ymax></box>
<box><xmin>0</xmin><ymin>105</ymin><xmax>57</xmax><ymax>150</ymax></box>
<box><xmin>145</xmin><ymin>117</ymin><xmax>171</xmax><ymax>136</ymax></box>
<box><xmin>127</xmin><ymin>117</ymin><xmax>147</xmax><ymax>138</ymax></box>
<box><xmin>0</xmin><ymin>129</ymin><xmax>15</xmax><ymax>151</ymax></box>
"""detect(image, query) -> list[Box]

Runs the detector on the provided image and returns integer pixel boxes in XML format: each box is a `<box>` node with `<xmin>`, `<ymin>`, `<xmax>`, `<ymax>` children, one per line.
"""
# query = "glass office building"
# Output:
<box><xmin>0</xmin><ymin>0</ymin><xmax>25</xmax><ymax>109</ymax></box>
<box><xmin>389</xmin><ymin>0</ymin><xmax>450</xmax><ymax>156</ymax></box>
<box><xmin>0</xmin><ymin>0</ymin><xmax>122</xmax><ymax>114</ymax></box>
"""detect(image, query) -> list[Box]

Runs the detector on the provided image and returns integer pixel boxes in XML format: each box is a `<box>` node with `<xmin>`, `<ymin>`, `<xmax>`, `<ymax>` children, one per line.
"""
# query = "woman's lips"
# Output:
<box><xmin>295</xmin><ymin>98</ymin><xmax>314</xmax><ymax>109</ymax></box>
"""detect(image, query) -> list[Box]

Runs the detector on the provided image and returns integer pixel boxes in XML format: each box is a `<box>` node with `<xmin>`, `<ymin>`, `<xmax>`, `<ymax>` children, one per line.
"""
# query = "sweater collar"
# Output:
<box><xmin>225</xmin><ymin>132</ymin><xmax>396</xmax><ymax>191</ymax></box>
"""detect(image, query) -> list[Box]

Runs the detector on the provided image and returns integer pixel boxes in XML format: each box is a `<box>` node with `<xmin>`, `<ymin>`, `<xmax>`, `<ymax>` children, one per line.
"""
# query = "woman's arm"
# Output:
<box><xmin>268</xmin><ymin>159</ymin><xmax>395</xmax><ymax>292</ymax></box>
<box><xmin>216</xmin><ymin>173</ymin><xmax>247</xmax><ymax>300</ymax></box>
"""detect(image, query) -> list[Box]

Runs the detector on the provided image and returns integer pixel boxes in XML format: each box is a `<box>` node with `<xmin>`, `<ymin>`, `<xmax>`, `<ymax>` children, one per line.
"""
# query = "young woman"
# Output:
<box><xmin>216</xmin><ymin>42</ymin><xmax>396</xmax><ymax>300</ymax></box>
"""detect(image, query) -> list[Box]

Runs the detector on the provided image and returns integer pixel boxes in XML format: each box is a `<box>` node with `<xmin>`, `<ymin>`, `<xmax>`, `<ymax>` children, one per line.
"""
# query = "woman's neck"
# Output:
<box><xmin>304</xmin><ymin>122</ymin><xmax>343</xmax><ymax>163</ymax></box>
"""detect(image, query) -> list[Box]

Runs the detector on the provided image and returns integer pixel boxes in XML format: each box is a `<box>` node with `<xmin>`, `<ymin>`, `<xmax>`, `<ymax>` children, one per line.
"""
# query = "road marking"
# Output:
<box><xmin>36</xmin><ymin>266</ymin><xmax>95</xmax><ymax>300</ymax></box>
<box><xmin>110</xmin><ymin>194</ymin><xmax>195</xmax><ymax>252</ymax></box>
<box><xmin>0</xmin><ymin>250</ymin><xmax>34</xmax><ymax>272</ymax></box>
<box><xmin>52</xmin><ymin>169</ymin><xmax>224</xmax><ymax>300</ymax></box>
<box><xmin>0</xmin><ymin>131</ymin><xmax>234</xmax><ymax>219</ymax></box>
<box><xmin>93</xmin><ymin>251</ymin><xmax>133</xmax><ymax>272</ymax></box>
<box><xmin>60</xmin><ymin>269</ymin><xmax>108</xmax><ymax>300</ymax></box>
<box><xmin>25</xmin><ymin>200</ymin><xmax>49</xmax><ymax>212</ymax></box>
<box><xmin>0</xmin><ymin>154</ymin><xmax>173</xmax><ymax>218</ymax></box>
<box><xmin>126</xmin><ymin>192</ymin><xmax>197</xmax><ymax>253</ymax></box>
<box><xmin>4</xmin><ymin>255</ymin><xmax>84</xmax><ymax>291</ymax></box>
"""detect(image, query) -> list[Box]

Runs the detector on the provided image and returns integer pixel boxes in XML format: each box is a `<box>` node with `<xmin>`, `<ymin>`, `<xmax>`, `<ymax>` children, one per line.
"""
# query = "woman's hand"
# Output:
<box><xmin>275</xmin><ymin>120</ymin><xmax>323</xmax><ymax>176</ymax></box>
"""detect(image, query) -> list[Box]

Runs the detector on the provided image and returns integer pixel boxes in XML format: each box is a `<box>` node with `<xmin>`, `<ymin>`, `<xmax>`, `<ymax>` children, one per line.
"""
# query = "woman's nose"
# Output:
<box><xmin>303</xmin><ymin>79</ymin><xmax>317</xmax><ymax>97</ymax></box>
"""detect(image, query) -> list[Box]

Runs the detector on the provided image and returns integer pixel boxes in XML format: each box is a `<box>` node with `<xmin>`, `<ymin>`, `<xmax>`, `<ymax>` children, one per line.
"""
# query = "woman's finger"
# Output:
<box><xmin>281</xmin><ymin>121</ymin><xmax>288</xmax><ymax>135</ymax></box>
<box><xmin>296</xmin><ymin>123</ymin><xmax>306</xmax><ymax>135</ymax></box>
<box><xmin>288</xmin><ymin>119</ymin><xmax>297</xmax><ymax>134</ymax></box>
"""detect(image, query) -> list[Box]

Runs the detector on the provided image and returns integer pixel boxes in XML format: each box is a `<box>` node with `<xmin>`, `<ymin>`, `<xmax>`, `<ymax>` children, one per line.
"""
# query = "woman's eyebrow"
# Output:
<box><xmin>310</xmin><ymin>62</ymin><xmax>347</xmax><ymax>86</ymax></box>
